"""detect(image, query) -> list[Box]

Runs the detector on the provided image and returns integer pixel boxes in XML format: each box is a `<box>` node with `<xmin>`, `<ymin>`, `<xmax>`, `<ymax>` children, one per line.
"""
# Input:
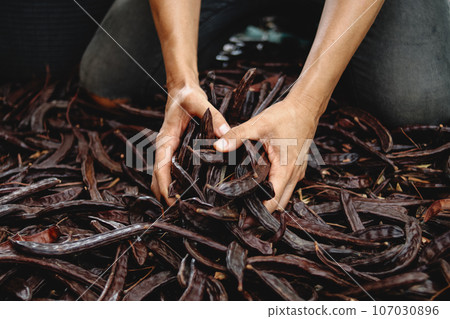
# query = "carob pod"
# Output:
<box><xmin>122</xmin><ymin>271</ymin><xmax>176</xmax><ymax>301</ymax></box>
<box><xmin>226</xmin><ymin>241</ymin><xmax>247</xmax><ymax>292</ymax></box>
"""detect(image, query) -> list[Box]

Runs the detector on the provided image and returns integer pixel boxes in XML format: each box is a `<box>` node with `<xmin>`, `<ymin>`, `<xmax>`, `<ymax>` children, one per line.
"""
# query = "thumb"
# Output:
<box><xmin>214</xmin><ymin>120</ymin><xmax>261</xmax><ymax>153</ymax></box>
<box><xmin>209</xmin><ymin>107</ymin><xmax>231</xmax><ymax>138</ymax></box>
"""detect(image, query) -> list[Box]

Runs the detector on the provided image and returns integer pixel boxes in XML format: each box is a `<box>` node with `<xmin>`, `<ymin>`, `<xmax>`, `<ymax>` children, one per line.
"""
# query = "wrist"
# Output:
<box><xmin>166</xmin><ymin>68</ymin><xmax>199</xmax><ymax>92</ymax></box>
<box><xmin>284</xmin><ymin>91</ymin><xmax>329</xmax><ymax>123</ymax></box>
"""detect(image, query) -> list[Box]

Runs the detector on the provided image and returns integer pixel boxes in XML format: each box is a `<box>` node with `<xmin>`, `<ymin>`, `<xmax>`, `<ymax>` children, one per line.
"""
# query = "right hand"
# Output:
<box><xmin>151</xmin><ymin>80</ymin><xmax>230</xmax><ymax>205</ymax></box>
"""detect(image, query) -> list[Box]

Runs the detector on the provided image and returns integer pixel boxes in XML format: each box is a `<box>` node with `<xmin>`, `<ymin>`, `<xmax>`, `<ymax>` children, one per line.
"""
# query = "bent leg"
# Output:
<box><xmin>349</xmin><ymin>0</ymin><xmax>450</xmax><ymax>126</ymax></box>
<box><xmin>80</xmin><ymin>0</ymin><xmax>265</xmax><ymax>104</ymax></box>
<box><xmin>80</xmin><ymin>0</ymin><xmax>162</xmax><ymax>104</ymax></box>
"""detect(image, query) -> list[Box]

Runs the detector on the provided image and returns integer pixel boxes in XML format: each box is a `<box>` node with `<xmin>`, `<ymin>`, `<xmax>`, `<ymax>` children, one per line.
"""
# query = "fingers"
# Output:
<box><xmin>263</xmin><ymin>158</ymin><xmax>290</xmax><ymax>213</ymax></box>
<box><xmin>153</xmin><ymin>133</ymin><xmax>178</xmax><ymax>206</ymax></box>
<box><xmin>150</xmin><ymin>175</ymin><xmax>160</xmax><ymax>201</ymax></box>
<box><xmin>264</xmin><ymin>161</ymin><xmax>308</xmax><ymax>213</ymax></box>
<box><xmin>213</xmin><ymin>117</ymin><xmax>263</xmax><ymax>153</ymax></box>
<box><xmin>210</xmin><ymin>107</ymin><xmax>230</xmax><ymax>137</ymax></box>
<box><xmin>278</xmin><ymin>181</ymin><xmax>298</xmax><ymax>210</ymax></box>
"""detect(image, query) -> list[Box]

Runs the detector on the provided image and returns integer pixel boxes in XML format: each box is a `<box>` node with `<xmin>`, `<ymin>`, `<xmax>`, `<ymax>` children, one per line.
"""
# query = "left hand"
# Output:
<box><xmin>214</xmin><ymin>97</ymin><xmax>321</xmax><ymax>212</ymax></box>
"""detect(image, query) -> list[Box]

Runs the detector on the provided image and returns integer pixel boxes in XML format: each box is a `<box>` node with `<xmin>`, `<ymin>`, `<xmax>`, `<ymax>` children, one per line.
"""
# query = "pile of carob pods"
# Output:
<box><xmin>0</xmin><ymin>56</ymin><xmax>449</xmax><ymax>301</ymax></box>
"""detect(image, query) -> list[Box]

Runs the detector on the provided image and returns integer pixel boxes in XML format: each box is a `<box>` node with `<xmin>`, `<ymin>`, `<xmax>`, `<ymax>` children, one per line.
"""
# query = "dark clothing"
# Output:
<box><xmin>80</xmin><ymin>0</ymin><xmax>450</xmax><ymax>126</ymax></box>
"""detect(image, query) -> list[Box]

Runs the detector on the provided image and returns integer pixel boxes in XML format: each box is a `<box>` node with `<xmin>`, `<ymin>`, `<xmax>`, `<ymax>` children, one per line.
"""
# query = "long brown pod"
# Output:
<box><xmin>366</xmin><ymin>218</ymin><xmax>422</xmax><ymax>276</ymax></box>
<box><xmin>284</xmin><ymin>211</ymin><xmax>381</xmax><ymax>247</ymax></box>
<box><xmin>3</xmin><ymin>274</ymin><xmax>45</xmax><ymax>301</ymax></box>
<box><xmin>269</xmin><ymin>210</ymin><xmax>287</xmax><ymax>243</ymax></box>
<box><xmin>30</xmin><ymin>100</ymin><xmax>68</xmax><ymax>132</ymax></box>
<box><xmin>340</xmin><ymin>190</ymin><xmax>365</xmax><ymax>232</ymax></box>
<box><xmin>226</xmin><ymin>223</ymin><xmax>273</xmax><ymax>255</ymax></box>
<box><xmin>419</xmin><ymin>230</ymin><xmax>450</xmax><ymax>264</ymax></box>
<box><xmin>98</xmin><ymin>244</ymin><xmax>129</xmax><ymax>301</ymax></box>
<box><xmin>388</xmin><ymin>142</ymin><xmax>450</xmax><ymax>160</ymax></box>
<box><xmin>310</xmin><ymin>200</ymin><xmax>420</xmax><ymax>217</ymax></box>
<box><xmin>36</xmin><ymin>133</ymin><xmax>74</xmax><ymax>168</ymax></box>
<box><xmin>122</xmin><ymin>271</ymin><xmax>176</xmax><ymax>301</ymax></box>
<box><xmin>179</xmin><ymin>260</ymin><xmax>207</xmax><ymax>301</ymax></box>
<box><xmin>200</xmin><ymin>108</ymin><xmax>215</xmax><ymax>140</ymax></box>
<box><xmin>339</xmin><ymin>106</ymin><xmax>393</xmax><ymax>153</ymax></box>
<box><xmin>0</xmin><ymin>204</ymin><xmax>42</xmax><ymax>219</ymax></box>
<box><xmin>88</xmin><ymin>131</ymin><xmax>122</xmax><ymax>174</ymax></box>
<box><xmin>0</xmin><ymin>253</ymin><xmax>106</xmax><ymax>291</ymax></box>
<box><xmin>117</xmin><ymin>103</ymin><xmax>164</xmax><ymax>119</ymax></box>
<box><xmin>177</xmin><ymin>255</ymin><xmax>192</xmax><ymax>288</ymax></box>
<box><xmin>54</xmin><ymin>274</ymin><xmax>99</xmax><ymax>301</ymax></box>
<box><xmin>146</xmin><ymin>239</ymin><xmax>182</xmax><ymax>270</ymax></box>
<box><xmin>11</xmin><ymin>222</ymin><xmax>227</xmax><ymax>255</ymax></box>
<box><xmin>0</xmin><ymin>177</ymin><xmax>61</xmax><ymax>205</ymax></box>
<box><xmin>439</xmin><ymin>259</ymin><xmax>450</xmax><ymax>284</ymax></box>
<box><xmin>319</xmin><ymin>123</ymin><xmax>397</xmax><ymax>169</ymax></box>
<box><xmin>321</xmin><ymin>175</ymin><xmax>372</xmax><ymax>189</ymax></box>
<box><xmin>219</xmin><ymin>90</ymin><xmax>233</xmax><ymax>115</ymax></box>
<box><xmin>248</xmin><ymin>254</ymin><xmax>353</xmax><ymax>287</ymax></box>
<box><xmin>245</xmin><ymin>195</ymin><xmax>355</xmax><ymax>256</ymax></box>
<box><xmin>230</xmin><ymin>68</ymin><xmax>257</xmax><ymax>120</ymax></box>
<box><xmin>341</xmin><ymin>272</ymin><xmax>429</xmax><ymax>298</ymax></box>
<box><xmin>250</xmin><ymin>266</ymin><xmax>304</xmax><ymax>301</ymax></box>
<box><xmin>314</xmin><ymin>242</ymin><xmax>379</xmax><ymax>283</ymax></box>
<box><xmin>22</xmin><ymin>186</ymin><xmax>83</xmax><ymax>206</ymax></box>
<box><xmin>74</xmin><ymin>127</ymin><xmax>102</xmax><ymax>201</ymax></box>
<box><xmin>321</xmin><ymin>153</ymin><xmax>360</xmax><ymax>166</ymax></box>
<box><xmin>351</xmin><ymin>224</ymin><xmax>404</xmax><ymax>242</ymax></box>
<box><xmin>9</xmin><ymin>223</ymin><xmax>150</xmax><ymax>255</ymax></box>
<box><xmin>251</xmin><ymin>81</ymin><xmax>270</xmax><ymax>116</ymax></box>
<box><xmin>0</xmin><ymin>269</ymin><xmax>17</xmax><ymax>286</ymax></box>
<box><xmin>184</xmin><ymin>239</ymin><xmax>227</xmax><ymax>272</ymax></box>
<box><xmin>205</xmin><ymin>277</ymin><xmax>228</xmax><ymax>301</ymax></box>
<box><xmin>208</xmin><ymin>152</ymin><xmax>270</xmax><ymax>199</ymax></box>
<box><xmin>171</xmin><ymin>156</ymin><xmax>205</xmax><ymax>201</ymax></box>
<box><xmin>13</xmin><ymin>200</ymin><xmax>126</xmax><ymax>220</ymax></box>
<box><xmin>0</xmin><ymin>128</ymin><xmax>35</xmax><ymax>151</ymax></box>
<box><xmin>251</xmin><ymin>74</ymin><xmax>285</xmax><ymax>117</ymax></box>
<box><xmin>226</xmin><ymin>241</ymin><xmax>247</xmax><ymax>292</ymax></box>
<box><xmin>346</xmin><ymin>245</ymin><xmax>403</xmax><ymax>268</ymax></box>
<box><xmin>196</xmin><ymin>204</ymin><xmax>240</xmax><ymax>221</ymax></box>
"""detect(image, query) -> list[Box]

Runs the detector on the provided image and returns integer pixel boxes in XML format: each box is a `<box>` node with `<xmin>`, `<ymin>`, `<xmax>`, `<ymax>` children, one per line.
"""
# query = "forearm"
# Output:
<box><xmin>148</xmin><ymin>0</ymin><xmax>201</xmax><ymax>88</ymax></box>
<box><xmin>287</xmin><ymin>0</ymin><xmax>385</xmax><ymax>119</ymax></box>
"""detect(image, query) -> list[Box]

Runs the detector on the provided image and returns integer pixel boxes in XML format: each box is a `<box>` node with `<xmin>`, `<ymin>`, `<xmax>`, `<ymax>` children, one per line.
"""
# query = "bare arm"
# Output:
<box><xmin>215</xmin><ymin>0</ymin><xmax>385</xmax><ymax>212</ymax></box>
<box><xmin>149</xmin><ymin>0</ymin><xmax>230</xmax><ymax>204</ymax></box>
<box><xmin>149</xmin><ymin>0</ymin><xmax>201</xmax><ymax>89</ymax></box>
<box><xmin>286</xmin><ymin>0</ymin><xmax>385</xmax><ymax>118</ymax></box>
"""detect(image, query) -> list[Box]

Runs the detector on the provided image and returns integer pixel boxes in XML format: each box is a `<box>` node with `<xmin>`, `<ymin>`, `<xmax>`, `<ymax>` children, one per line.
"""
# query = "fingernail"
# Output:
<box><xmin>214</xmin><ymin>138</ymin><xmax>228</xmax><ymax>151</ymax></box>
<box><xmin>218</xmin><ymin>123</ymin><xmax>231</xmax><ymax>136</ymax></box>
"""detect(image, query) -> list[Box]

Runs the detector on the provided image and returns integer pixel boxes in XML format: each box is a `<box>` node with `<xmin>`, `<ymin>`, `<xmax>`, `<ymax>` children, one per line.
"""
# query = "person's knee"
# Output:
<box><xmin>80</xmin><ymin>42</ymin><xmax>129</xmax><ymax>103</ymax></box>
<box><xmin>356</xmin><ymin>74</ymin><xmax>450</xmax><ymax>127</ymax></box>
<box><xmin>79</xmin><ymin>0</ymin><xmax>165</xmax><ymax>104</ymax></box>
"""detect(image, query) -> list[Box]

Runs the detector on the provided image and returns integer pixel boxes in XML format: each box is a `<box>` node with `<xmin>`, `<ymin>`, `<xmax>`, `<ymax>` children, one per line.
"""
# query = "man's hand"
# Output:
<box><xmin>151</xmin><ymin>81</ymin><xmax>230</xmax><ymax>205</ymax></box>
<box><xmin>214</xmin><ymin>98</ymin><xmax>321</xmax><ymax>212</ymax></box>
<box><xmin>211</xmin><ymin>0</ymin><xmax>385</xmax><ymax>212</ymax></box>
